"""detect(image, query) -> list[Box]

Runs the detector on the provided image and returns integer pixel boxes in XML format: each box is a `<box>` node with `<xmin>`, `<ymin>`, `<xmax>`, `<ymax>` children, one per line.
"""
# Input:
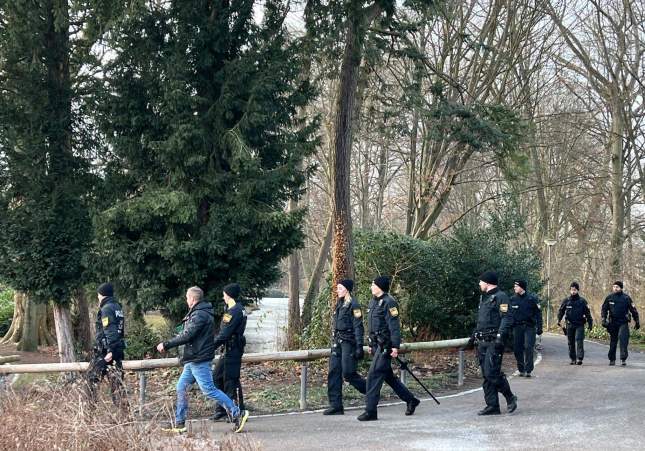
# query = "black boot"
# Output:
<box><xmin>621</xmin><ymin>360</ymin><xmax>626</xmax><ymax>366</ymax></box>
<box><xmin>576</xmin><ymin>360</ymin><xmax>583</xmax><ymax>365</ymax></box>
<box><xmin>405</xmin><ymin>398</ymin><xmax>420</xmax><ymax>416</ymax></box>
<box><xmin>322</xmin><ymin>406</ymin><xmax>344</xmax><ymax>415</ymax></box>
<box><xmin>570</xmin><ymin>360</ymin><xmax>576</xmax><ymax>365</ymax></box>
<box><xmin>477</xmin><ymin>406</ymin><xmax>501</xmax><ymax>416</ymax></box>
<box><xmin>506</xmin><ymin>395</ymin><xmax>518</xmax><ymax>413</ymax></box>
<box><xmin>609</xmin><ymin>360</ymin><xmax>616</xmax><ymax>366</ymax></box>
<box><xmin>357</xmin><ymin>411</ymin><xmax>377</xmax><ymax>421</ymax></box>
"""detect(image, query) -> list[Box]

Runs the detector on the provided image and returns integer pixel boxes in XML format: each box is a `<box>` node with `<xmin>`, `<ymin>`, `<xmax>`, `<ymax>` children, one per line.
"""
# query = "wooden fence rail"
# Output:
<box><xmin>0</xmin><ymin>338</ymin><xmax>469</xmax><ymax>414</ymax></box>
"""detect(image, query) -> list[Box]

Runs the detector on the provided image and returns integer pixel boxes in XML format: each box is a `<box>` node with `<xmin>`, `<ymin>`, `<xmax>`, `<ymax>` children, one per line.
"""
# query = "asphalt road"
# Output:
<box><xmin>197</xmin><ymin>333</ymin><xmax>645</xmax><ymax>450</ymax></box>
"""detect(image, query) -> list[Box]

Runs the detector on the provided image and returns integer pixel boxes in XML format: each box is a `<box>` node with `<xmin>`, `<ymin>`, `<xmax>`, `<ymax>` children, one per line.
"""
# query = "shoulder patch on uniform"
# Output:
<box><xmin>500</xmin><ymin>304</ymin><xmax>508</xmax><ymax>313</ymax></box>
<box><xmin>389</xmin><ymin>307</ymin><xmax>399</xmax><ymax>317</ymax></box>
<box><xmin>102</xmin><ymin>316</ymin><xmax>109</xmax><ymax>327</ymax></box>
<box><xmin>222</xmin><ymin>313</ymin><xmax>232</xmax><ymax>323</ymax></box>
<box><xmin>353</xmin><ymin>309</ymin><xmax>362</xmax><ymax>318</ymax></box>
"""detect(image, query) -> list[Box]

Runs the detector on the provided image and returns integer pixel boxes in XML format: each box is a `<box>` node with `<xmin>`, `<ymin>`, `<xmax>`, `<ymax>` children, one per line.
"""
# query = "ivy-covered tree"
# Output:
<box><xmin>95</xmin><ymin>0</ymin><xmax>318</xmax><ymax>320</ymax></box>
<box><xmin>0</xmin><ymin>0</ymin><xmax>117</xmax><ymax>361</ymax></box>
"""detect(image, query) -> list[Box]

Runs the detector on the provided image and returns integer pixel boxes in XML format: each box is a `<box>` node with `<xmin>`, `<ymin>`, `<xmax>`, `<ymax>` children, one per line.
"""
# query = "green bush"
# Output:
<box><xmin>304</xmin><ymin>223</ymin><xmax>543</xmax><ymax>344</ymax></box>
<box><xmin>353</xmin><ymin>223</ymin><xmax>542</xmax><ymax>340</ymax></box>
<box><xmin>125</xmin><ymin>320</ymin><xmax>161</xmax><ymax>359</ymax></box>
<box><xmin>0</xmin><ymin>288</ymin><xmax>13</xmax><ymax>337</ymax></box>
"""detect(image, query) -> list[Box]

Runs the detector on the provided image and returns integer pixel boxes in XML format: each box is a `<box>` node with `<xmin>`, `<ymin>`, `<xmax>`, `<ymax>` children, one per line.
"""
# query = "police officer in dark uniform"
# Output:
<box><xmin>468</xmin><ymin>271</ymin><xmax>517</xmax><ymax>415</ymax></box>
<box><xmin>601</xmin><ymin>281</ymin><xmax>640</xmax><ymax>366</ymax></box>
<box><xmin>212</xmin><ymin>283</ymin><xmax>247</xmax><ymax>421</ymax></box>
<box><xmin>510</xmin><ymin>279</ymin><xmax>542</xmax><ymax>377</ymax></box>
<box><xmin>323</xmin><ymin>279</ymin><xmax>367</xmax><ymax>415</ymax></box>
<box><xmin>557</xmin><ymin>282</ymin><xmax>592</xmax><ymax>365</ymax></box>
<box><xmin>86</xmin><ymin>282</ymin><xmax>126</xmax><ymax>407</ymax></box>
<box><xmin>357</xmin><ymin>276</ymin><xmax>420</xmax><ymax>421</ymax></box>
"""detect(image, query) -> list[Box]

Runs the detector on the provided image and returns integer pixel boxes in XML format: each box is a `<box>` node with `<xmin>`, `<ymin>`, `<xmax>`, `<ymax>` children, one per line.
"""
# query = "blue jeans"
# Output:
<box><xmin>175</xmin><ymin>360</ymin><xmax>239</xmax><ymax>423</ymax></box>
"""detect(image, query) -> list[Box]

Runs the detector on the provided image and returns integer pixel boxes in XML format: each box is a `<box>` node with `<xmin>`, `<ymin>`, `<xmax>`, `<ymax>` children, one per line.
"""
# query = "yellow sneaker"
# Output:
<box><xmin>233</xmin><ymin>410</ymin><xmax>249</xmax><ymax>433</ymax></box>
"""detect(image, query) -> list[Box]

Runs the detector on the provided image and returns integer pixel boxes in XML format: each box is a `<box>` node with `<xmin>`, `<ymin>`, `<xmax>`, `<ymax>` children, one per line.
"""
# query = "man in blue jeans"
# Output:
<box><xmin>157</xmin><ymin>286</ymin><xmax>249</xmax><ymax>433</ymax></box>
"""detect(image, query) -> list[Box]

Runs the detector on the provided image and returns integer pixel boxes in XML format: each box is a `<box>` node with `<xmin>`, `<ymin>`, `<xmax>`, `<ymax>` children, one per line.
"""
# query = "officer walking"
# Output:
<box><xmin>468</xmin><ymin>271</ymin><xmax>517</xmax><ymax>415</ymax></box>
<box><xmin>557</xmin><ymin>282</ymin><xmax>592</xmax><ymax>365</ymax></box>
<box><xmin>323</xmin><ymin>279</ymin><xmax>367</xmax><ymax>415</ymax></box>
<box><xmin>601</xmin><ymin>281</ymin><xmax>640</xmax><ymax>366</ymax></box>
<box><xmin>510</xmin><ymin>279</ymin><xmax>542</xmax><ymax>377</ymax></box>
<box><xmin>158</xmin><ymin>286</ymin><xmax>249</xmax><ymax>433</ymax></box>
<box><xmin>357</xmin><ymin>276</ymin><xmax>419</xmax><ymax>421</ymax></box>
<box><xmin>86</xmin><ymin>282</ymin><xmax>127</xmax><ymax>408</ymax></box>
<box><xmin>212</xmin><ymin>283</ymin><xmax>248</xmax><ymax>421</ymax></box>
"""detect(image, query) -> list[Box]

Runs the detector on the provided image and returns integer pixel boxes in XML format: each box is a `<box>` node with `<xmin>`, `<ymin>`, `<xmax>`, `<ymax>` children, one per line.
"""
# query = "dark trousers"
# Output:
<box><xmin>365</xmin><ymin>347</ymin><xmax>415</xmax><ymax>413</ymax></box>
<box><xmin>213</xmin><ymin>352</ymin><xmax>244</xmax><ymax>413</ymax></box>
<box><xmin>513</xmin><ymin>324</ymin><xmax>536</xmax><ymax>373</ymax></box>
<box><xmin>477</xmin><ymin>341</ymin><xmax>513</xmax><ymax>409</ymax></box>
<box><xmin>327</xmin><ymin>339</ymin><xmax>366</xmax><ymax>408</ymax></box>
<box><xmin>608</xmin><ymin>323</ymin><xmax>630</xmax><ymax>362</ymax></box>
<box><xmin>566</xmin><ymin>324</ymin><xmax>585</xmax><ymax>361</ymax></box>
<box><xmin>85</xmin><ymin>351</ymin><xmax>126</xmax><ymax>408</ymax></box>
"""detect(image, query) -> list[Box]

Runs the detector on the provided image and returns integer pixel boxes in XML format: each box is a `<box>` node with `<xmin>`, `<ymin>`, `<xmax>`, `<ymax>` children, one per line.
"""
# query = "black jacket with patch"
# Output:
<box><xmin>95</xmin><ymin>297</ymin><xmax>125</xmax><ymax>355</ymax></box>
<box><xmin>476</xmin><ymin>288</ymin><xmax>513</xmax><ymax>338</ymax></box>
<box><xmin>333</xmin><ymin>296</ymin><xmax>364</xmax><ymax>346</ymax></box>
<box><xmin>367</xmin><ymin>293</ymin><xmax>401</xmax><ymax>349</ymax></box>
<box><xmin>557</xmin><ymin>295</ymin><xmax>592</xmax><ymax>328</ymax></box>
<box><xmin>602</xmin><ymin>292</ymin><xmax>639</xmax><ymax>326</ymax></box>
<box><xmin>213</xmin><ymin>301</ymin><xmax>247</xmax><ymax>355</ymax></box>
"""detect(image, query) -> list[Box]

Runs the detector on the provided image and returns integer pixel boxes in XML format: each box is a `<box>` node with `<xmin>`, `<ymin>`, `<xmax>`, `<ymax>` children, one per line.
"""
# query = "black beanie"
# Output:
<box><xmin>613</xmin><ymin>281</ymin><xmax>623</xmax><ymax>289</ymax></box>
<box><xmin>479</xmin><ymin>271</ymin><xmax>498</xmax><ymax>285</ymax></box>
<box><xmin>339</xmin><ymin>279</ymin><xmax>354</xmax><ymax>293</ymax></box>
<box><xmin>570</xmin><ymin>282</ymin><xmax>580</xmax><ymax>290</ymax></box>
<box><xmin>514</xmin><ymin>279</ymin><xmax>527</xmax><ymax>291</ymax></box>
<box><xmin>223</xmin><ymin>283</ymin><xmax>241</xmax><ymax>299</ymax></box>
<box><xmin>373</xmin><ymin>276</ymin><xmax>391</xmax><ymax>293</ymax></box>
<box><xmin>97</xmin><ymin>282</ymin><xmax>113</xmax><ymax>297</ymax></box>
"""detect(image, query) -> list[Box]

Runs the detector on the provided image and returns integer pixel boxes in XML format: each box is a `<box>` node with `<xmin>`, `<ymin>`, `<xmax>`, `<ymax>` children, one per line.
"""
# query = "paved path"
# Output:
<box><xmin>196</xmin><ymin>333</ymin><xmax>645</xmax><ymax>450</ymax></box>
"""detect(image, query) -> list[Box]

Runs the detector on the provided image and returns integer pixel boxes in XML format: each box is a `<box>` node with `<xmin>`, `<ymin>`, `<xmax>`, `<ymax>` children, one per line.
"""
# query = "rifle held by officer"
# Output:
<box><xmin>395</xmin><ymin>356</ymin><xmax>440</xmax><ymax>405</ymax></box>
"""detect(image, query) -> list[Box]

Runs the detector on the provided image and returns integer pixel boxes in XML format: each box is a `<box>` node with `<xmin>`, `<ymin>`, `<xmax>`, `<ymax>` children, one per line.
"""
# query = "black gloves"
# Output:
<box><xmin>635</xmin><ymin>321</ymin><xmax>640</xmax><ymax>330</ymax></box>
<box><xmin>355</xmin><ymin>347</ymin><xmax>365</xmax><ymax>360</ymax></box>
<box><xmin>602</xmin><ymin>318</ymin><xmax>609</xmax><ymax>328</ymax></box>
<box><xmin>467</xmin><ymin>335</ymin><xmax>476</xmax><ymax>348</ymax></box>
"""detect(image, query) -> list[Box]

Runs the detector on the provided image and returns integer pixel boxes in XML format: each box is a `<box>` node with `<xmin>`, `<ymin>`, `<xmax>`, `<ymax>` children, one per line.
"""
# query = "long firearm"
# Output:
<box><xmin>395</xmin><ymin>356</ymin><xmax>440</xmax><ymax>405</ymax></box>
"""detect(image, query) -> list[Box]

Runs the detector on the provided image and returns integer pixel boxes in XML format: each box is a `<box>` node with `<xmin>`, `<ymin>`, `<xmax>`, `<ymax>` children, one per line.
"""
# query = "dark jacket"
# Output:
<box><xmin>332</xmin><ymin>296</ymin><xmax>365</xmax><ymax>347</ymax></box>
<box><xmin>557</xmin><ymin>295</ymin><xmax>592</xmax><ymax>328</ymax></box>
<box><xmin>367</xmin><ymin>293</ymin><xmax>401</xmax><ymax>349</ymax></box>
<box><xmin>602</xmin><ymin>292</ymin><xmax>639</xmax><ymax>326</ymax></box>
<box><xmin>475</xmin><ymin>288</ymin><xmax>513</xmax><ymax>338</ymax></box>
<box><xmin>510</xmin><ymin>291</ymin><xmax>543</xmax><ymax>334</ymax></box>
<box><xmin>164</xmin><ymin>301</ymin><xmax>216</xmax><ymax>364</ymax></box>
<box><xmin>95</xmin><ymin>297</ymin><xmax>125</xmax><ymax>355</ymax></box>
<box><xmin>213</xmin><ymin>301</ymin><xmax>247</xmax><ymax>356</ymax></box>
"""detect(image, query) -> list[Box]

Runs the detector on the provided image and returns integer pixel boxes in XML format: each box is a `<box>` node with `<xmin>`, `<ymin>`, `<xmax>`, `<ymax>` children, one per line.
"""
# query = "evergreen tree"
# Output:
<box><xmin>95</xmin><ymin>0</ymin><xmax>318</xmax><ymax>320</ymax></box>
<box><xmin>0</xmin><ymin>0</ymin><xmax>117</xmax><ymax>361</ymax></box>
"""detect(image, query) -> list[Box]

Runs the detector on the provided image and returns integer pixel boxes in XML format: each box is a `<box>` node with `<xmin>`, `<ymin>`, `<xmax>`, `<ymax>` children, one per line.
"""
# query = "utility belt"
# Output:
<box><xmin>225</xmin><ymin>334</ymin><xmax>246</xmax><ymax>351</ymax></box>
<box><xmin>334</xmin><ymin>329</ymin><xmax>355</xmax><ymax>343</ymax></box>
<box><xmin>368</xmin><ymin>332</ymin><xmax>391</xmax><ymax>350</ymax></box>
<box><xmin>515</xmin><ymin>321</ymin><xmax>534</xmax><ymax>327</ymax></box>
<box><xmin>474</xmin><ymin>329</ymin><xmax>498</xmax><ymax>342</ymax></box>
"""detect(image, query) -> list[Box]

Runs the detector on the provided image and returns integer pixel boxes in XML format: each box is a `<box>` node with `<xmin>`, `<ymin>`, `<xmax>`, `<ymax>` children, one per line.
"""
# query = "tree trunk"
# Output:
<box><xmin>1</xmin><ymin>291</ymin><xmax>25</xmax><ymax>344</ymax></box>
<box><xmin>286</xmin><ymin>198</ymin><xmax>302</xmax><ymax>350</ymax></box>
<box><xmin>52</xmin><ymin>303</ymin><xmax>76</xmax><ymax>364</ymax></box>
<box><xmin>17</xmin><ymin>297</ymin><xmax>43</xmax><ymax>352</ymax></box>
<box><xmin>72</xmin><ymin>288</ymin><xmax>93</xmax><ymax>353</ymax></box>
<box><xmin>330</xmin><ymin>2</ymin><xmax>381</xmax><ymax>304</ymax></box>
<box><xmin>301</xmin><ymin>216</ymin><xmax>333</xmax><ymax>328</ymax></box>
<box><xmin>608</xmin><ymin>98</ymin><xmax>625</xmax><ymax>280</ymax></box>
